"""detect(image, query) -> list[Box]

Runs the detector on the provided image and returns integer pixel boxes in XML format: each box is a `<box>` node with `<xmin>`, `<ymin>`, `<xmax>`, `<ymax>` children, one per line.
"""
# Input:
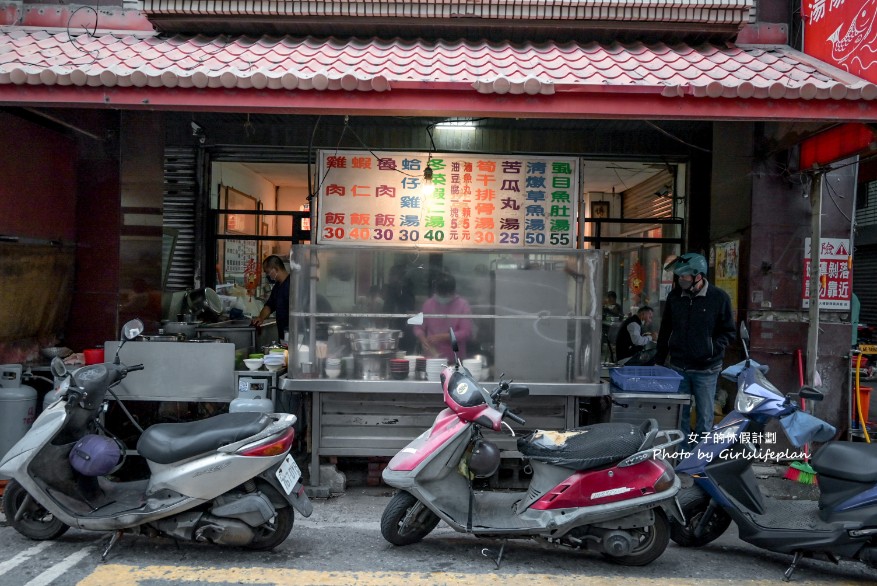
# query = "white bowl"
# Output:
<box><xmin>325</xmin><ymin>367</ymin><xmax>342</xmax><ymax>379</ymax></box>
<box><xmin>243</xmin><ymin>358</ymin><xmax>263</xmax><ymax>371</ymax></box>
<box><xmin>265</xmin><ymin>362</ymin><xmax>284</xmax><ymax>372</ymax></box>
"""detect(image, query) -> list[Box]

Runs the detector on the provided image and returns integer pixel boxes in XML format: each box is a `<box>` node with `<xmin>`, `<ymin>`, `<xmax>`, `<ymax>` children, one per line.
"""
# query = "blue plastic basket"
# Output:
<box><xmin>610</xmin><ymin>366</ymin><xmax>683</xmax><ymax>393</ymax></box>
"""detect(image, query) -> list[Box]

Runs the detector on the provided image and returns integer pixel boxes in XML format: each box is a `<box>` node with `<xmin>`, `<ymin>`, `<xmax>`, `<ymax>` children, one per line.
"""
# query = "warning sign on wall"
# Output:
<box><xmin>802</xmin><ymin>237</ymin><xmax>852</xmax><ymax>310</ymax></box>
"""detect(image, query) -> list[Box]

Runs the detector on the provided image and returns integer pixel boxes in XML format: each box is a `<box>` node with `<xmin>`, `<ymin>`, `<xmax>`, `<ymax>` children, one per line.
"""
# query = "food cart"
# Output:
<box><xmin>277</xmin><ymin>150</ymin><xmax>610</xmax><ymax>486</ymax></box>
<box><xmin>280</xmin><ymin>244</ymin><xmax>607</xmax><ymax>485</ymax></box>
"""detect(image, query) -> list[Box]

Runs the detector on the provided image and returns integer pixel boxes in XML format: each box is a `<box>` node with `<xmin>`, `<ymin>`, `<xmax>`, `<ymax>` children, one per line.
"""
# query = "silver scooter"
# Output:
<box><xmin>0</xmin><ymin>319</ymin><xmax>312</xmax><ymax>558</ymax></box>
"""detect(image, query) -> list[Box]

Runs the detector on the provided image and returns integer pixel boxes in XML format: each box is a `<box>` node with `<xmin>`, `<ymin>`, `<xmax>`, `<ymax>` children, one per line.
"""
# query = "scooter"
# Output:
<box><xmin>669</xmin><ymin>322</ymin><xmax>877</xmax><ymax>580</ymax></box>
<box><xmin>0</xmin><ymin>319</ymin><xmax>312</xmax><ymax>558</ymax></box>
<box><xmin>380</xmin><ymin>327</ymin><xmax>685</xmax><ymax>567</ymax></box>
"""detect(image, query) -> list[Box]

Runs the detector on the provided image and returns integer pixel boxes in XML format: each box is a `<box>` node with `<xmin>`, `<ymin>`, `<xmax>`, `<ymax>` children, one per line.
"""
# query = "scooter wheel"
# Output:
<box><xmin>669</xmin><ymin>484</ymin><xmax>732</xmax><ymax>548</ymax></box>
<box><xmin>602</xmin><ymin>508</ymin><xmax>670</xmax><ymax>567</ymax></box>
<box><xmin>245</xmin><ymin>483</ymin><xmax>295</xmax><ymax>551</ymax></box>
<box><xmin>1</xmin><ymin>480</ymin><xmax>69</xmax><ymax>541</ymax></box>
<box><xmin>380</xmin><ymin>490</ymin><xmax>440</xmax><ymax>546</ymax></box>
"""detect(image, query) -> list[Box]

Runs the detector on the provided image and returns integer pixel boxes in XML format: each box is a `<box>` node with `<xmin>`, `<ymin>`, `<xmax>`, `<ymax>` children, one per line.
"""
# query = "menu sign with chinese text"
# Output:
<box><xmin>802</xmin><ymin>237</ymin><xmax>852</xmax><ymax>309</ymax></box>
<box><xmin>317</xmin><ymin>150</ymin><xmax>578</xmax><ymax>249</ymax></box>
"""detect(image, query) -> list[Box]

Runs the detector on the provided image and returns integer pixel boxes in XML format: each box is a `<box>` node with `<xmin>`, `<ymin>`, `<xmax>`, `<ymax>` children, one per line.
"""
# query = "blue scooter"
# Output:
<box><xmin>669</xmin><ymin>323</ymin><xmax>877</xmax><ymax>580</ymax></box>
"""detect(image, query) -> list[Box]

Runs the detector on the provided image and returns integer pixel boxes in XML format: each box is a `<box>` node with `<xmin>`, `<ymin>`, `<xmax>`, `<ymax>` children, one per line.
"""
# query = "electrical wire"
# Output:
<box><xmin>823</xmin><ymin>174</ymin><xmax>853</xmax><ymax>223</ymax></box>
<box><xmin>643</xmin><ymin>120</ymin><xmax>712</xmax><ymax>153</ymax></box>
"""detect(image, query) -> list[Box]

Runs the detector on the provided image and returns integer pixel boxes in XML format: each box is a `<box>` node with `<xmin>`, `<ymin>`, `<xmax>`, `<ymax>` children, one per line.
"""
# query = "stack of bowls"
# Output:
<box><xmin>426</xmin><ymin>358</ymin><xmax>447</xmax><ymax>381</ymax></box>
<box><xmin>325</xmin><ymin>357</ymin><xmax>342</xmax><ymax>379</ymax></box>
<box><xmin>263</xmin><ymin>354</ymin><xmax>286</xmax><ymax>372</ymax></box>
<box><xmin>389</xmin><ymin>359</ymin><xmax>410</xmax><ymax>380</ymax></box>
<box><xmin>462</xmin><ymin>358</ymin><xmax>483</xmax><ymax>381</ymax></box>
<box><xmin>405</xmin><ymin>356</ymin><xmax>421</xmax><ymax>379</ymax></box>
<box><xmin>415</xmin><ymin>357</ymin><xmax>427</xmax><ymax>379</ymax></box>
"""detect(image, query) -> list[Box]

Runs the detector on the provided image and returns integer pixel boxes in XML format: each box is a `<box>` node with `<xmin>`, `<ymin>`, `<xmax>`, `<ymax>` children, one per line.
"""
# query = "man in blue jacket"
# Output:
<box><xmin>654</xmin><ymin>253</ymin><xmax>735</xmax><ymax>445</ymax></box>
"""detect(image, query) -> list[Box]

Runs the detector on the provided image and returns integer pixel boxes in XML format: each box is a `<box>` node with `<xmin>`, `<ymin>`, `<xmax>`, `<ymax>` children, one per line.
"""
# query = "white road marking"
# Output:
<box><xmin>22</xmin><ymin>547</ymin><xmax>94</xmax><ymax>586</ymax></box>
<box><xmin>0</xmin><ymin>541</ymin><xmax>53</xmax><ymax>575</ymax></box>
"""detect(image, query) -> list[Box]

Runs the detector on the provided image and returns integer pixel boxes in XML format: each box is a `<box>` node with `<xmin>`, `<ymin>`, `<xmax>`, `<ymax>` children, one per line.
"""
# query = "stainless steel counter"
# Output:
<box><xmin>279</xmin><ymin>377</ymin><xmax>608</xmax><ymax>397</ymax></box>
<box><xmin>278</xmin><ymin>375</ymin><xmax>608</xmax><ymax>486</ymax></box>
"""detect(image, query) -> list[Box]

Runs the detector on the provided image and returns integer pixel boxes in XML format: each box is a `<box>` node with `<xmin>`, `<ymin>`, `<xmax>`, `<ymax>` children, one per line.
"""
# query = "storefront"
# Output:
<box><xmin>2</xmin><ymin>1</ymin><xmax>875</xmax><ymax>484</ymax></box>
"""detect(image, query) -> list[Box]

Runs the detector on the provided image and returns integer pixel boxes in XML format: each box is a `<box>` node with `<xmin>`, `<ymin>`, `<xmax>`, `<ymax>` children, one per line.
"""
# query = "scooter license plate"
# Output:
<box><xmin>275</xmin><ymin>454</ymin><xmax>301</xmax><ymax>495</ymax></box>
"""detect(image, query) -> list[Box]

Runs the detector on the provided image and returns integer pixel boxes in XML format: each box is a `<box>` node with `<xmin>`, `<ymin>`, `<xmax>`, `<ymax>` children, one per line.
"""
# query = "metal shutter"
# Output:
<box><xmin>854</xmin><ymin>244</ymin><xmax>877</xmax><ymax>325</ymax></box>
<box><xmin>163</xmin><ymin>147</ymin><xmax>197</xmax><ymax>290</ymax></box>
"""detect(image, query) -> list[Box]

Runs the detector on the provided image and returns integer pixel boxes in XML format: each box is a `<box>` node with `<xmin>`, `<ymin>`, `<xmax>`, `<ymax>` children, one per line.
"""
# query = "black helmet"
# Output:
<box><xmin>468</xmin><ymin>439</ymin><xmax>500</xmax><ymax>478</ymax></box>
<box><xmin>669</xmin><ymin>252</ymin><xmax>708</xmax><ymax>277</ymax></box>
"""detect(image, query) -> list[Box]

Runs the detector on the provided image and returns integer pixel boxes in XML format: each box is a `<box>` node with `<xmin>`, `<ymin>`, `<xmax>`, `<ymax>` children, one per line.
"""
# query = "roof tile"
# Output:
<box><xmin>0</xmin><ymin>31</ymin><xmax>872</xmax><ymax>100</ymax></box>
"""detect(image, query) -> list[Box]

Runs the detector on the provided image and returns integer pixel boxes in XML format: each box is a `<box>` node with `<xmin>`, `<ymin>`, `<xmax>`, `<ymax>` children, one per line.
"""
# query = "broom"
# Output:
<box><xmin>784</xmin><ymin>349</ymin><xmax>818</xmax><ymax>485</ymax></box>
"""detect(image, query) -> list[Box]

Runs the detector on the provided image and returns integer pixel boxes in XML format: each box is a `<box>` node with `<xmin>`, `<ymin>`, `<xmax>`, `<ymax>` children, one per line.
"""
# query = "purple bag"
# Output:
<box><xmin>69</xmin><ymin>434</ymin><xmax>121</xmax><ymax>476</ymax></box>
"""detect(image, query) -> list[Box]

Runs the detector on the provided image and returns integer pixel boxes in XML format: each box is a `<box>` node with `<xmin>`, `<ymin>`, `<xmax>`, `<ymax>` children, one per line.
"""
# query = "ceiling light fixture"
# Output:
<box><xmin>434</xmin><ymin>118</ymin><xmax>479</xmax><ymax>129</ymax></box>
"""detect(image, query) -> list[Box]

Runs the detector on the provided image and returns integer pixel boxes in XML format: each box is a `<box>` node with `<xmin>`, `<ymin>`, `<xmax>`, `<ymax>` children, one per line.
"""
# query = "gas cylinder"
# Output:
<box><xmin>229</xmin><ymin>397</ymin><xmax>274</xmax><ymax>413</ymax></box>
<box><xmin>0</xmin><ymin>364</ymin><xmax>37</xmax><ymax>477</ymax></box>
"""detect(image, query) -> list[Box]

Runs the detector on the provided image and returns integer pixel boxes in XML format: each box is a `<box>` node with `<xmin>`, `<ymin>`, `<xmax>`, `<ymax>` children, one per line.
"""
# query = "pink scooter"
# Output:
<box><xmin>381</xmin><ymin>328</ymin><xmax>684</xmax><ymax>567</ymax></box>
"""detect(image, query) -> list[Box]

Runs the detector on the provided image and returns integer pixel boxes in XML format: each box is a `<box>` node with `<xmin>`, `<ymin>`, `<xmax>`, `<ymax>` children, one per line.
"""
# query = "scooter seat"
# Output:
<box><xmin>517</xmin><ymin>422</ymin><xmax>644</xmax><ymax>470</ymax></box>
<box><xmin>137</xmin><ymin>412</ymin><xmax>272</xmax><ymax>465</ymax></box>
<box><xmin>811</xmin><ymin>441</ymin><xmax>877</xmax><ymax>483</ymax></box>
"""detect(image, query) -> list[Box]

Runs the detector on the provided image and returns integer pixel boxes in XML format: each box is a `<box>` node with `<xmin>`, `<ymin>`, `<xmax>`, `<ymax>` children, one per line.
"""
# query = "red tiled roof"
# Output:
<box><xmin>1</xmin><ymin>30</ymin><xmax>875</xmax><ymax>102</ymax></box>
<box><xmin>0</xmin><ymin>29</ymin><xmax>877</xmax><ymax>118</ymax></box>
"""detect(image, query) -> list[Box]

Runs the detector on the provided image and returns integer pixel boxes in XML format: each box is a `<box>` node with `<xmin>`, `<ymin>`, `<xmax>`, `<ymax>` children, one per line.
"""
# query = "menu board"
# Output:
<box><xmin>224</xmin><ymin>239</ymin><xmax>258</xmax><ymax>278</ymax></box>
<box><xmin>316</xmin><ymin>150</ymin><xmax>579</xmax><ymax>249</ymax></box>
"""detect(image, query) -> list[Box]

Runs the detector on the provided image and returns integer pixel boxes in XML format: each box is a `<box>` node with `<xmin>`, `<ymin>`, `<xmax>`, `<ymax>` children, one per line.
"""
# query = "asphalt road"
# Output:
<box><xmin>1</xmin><ymin>484</ymin><xmax>875</xmax><ymax>586</ymax></box>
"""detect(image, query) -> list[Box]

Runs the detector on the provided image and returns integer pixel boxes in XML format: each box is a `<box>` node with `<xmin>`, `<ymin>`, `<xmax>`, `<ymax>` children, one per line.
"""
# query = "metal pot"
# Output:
<box><xmin>348</xmin><ymin>329</ymin><xmax>401</xmax><ymax>352</ymax></box>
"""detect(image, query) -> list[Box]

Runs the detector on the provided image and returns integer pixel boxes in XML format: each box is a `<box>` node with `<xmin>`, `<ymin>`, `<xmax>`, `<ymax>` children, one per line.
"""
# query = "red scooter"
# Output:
<box><xmin>380</xmin><ymin>328</ymin><xmax>684</xmax><ymax>567</ymax></box>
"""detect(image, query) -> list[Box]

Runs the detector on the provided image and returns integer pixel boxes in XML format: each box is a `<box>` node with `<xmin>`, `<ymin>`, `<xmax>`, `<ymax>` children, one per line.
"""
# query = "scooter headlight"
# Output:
<box><xmin>735</xmin><ymin>390</ymin><xmax>766</xmax><ymax>413</ymax></box>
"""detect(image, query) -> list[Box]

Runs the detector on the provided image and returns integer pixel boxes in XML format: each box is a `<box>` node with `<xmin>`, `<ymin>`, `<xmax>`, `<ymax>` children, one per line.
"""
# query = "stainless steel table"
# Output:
<box><xmin>279</xmin><ymin>377</ymin><xmax>609</xmax><ymax>485</ymax></box>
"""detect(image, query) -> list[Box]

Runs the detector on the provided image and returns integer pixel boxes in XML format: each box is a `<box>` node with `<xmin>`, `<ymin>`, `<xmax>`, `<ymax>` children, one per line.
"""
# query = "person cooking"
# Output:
<box><xmin>414</xmin><ymin>272</ymin><xmax>472</xmax><ymax>362</ymax></box>
<box><xmin>252</xmin><ymin>255</ymin><xmax>290</xmax><ymax>341</ymax></box>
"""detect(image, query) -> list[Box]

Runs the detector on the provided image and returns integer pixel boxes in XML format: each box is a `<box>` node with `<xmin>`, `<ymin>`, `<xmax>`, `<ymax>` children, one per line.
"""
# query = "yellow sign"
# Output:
<box><xmin>858</xmin><ymin>344</ymin><xmax>877</xmax><ymax>354</ymax></box>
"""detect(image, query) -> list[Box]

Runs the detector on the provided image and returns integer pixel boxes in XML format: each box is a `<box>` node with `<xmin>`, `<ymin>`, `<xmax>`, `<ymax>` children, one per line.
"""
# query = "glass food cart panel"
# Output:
<box><xmin>288</xmin><ymin>245</ymin><xmax>602</xmax><ymax>383</ymax></box>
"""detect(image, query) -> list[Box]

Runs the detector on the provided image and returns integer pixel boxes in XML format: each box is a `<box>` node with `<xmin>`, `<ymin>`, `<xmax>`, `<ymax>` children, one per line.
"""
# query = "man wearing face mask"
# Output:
<box><xmin>252</xmin><ymin>255</ymin><xmax>290</xmax><ymax>341</ymax></box>
<box><xmin>654</xmin><ymin>252</ymin><xmax>735</xmax><ymax>445</ymax></box>
<box><xmin>414</xmin><ymin>272</ymin><xmax>472</xmax><ymax>362</ymax></box>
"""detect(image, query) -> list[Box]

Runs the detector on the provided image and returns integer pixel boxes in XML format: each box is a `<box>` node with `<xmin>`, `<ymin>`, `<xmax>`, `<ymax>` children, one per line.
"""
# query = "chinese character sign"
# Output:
<box><xmin>802</xmin><ymin>237</ymin><xmax>852</xmax><ymax>309</ymax></box>
<box><xmin>803</xmin><ymin>0</ymin><xmax>877</xmax><ymax>82</ymax></box>
<box><xmin>316</xmin><ymin>150</ymin><xmax>578</xmax><ymax>249</ymax></box>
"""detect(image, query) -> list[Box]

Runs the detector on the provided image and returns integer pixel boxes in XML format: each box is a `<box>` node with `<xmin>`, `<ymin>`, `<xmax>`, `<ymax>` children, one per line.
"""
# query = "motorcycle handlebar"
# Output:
<box><xmin>125</xmin><ymin>364</ymin><xmax>145</xmax><ymax>373</ymax></box>
<box><xmin>505</xmin><ymin>410</ymin><xmax>526</xmax><ymax>426</ymax></box>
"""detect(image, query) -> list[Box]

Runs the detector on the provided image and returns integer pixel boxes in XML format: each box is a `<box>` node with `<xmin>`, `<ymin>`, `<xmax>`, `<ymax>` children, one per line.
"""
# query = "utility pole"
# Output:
<box><xmin>806</xmin><ymin>170</ymin><xmax>823</xmax><ymax>388</ymax></box>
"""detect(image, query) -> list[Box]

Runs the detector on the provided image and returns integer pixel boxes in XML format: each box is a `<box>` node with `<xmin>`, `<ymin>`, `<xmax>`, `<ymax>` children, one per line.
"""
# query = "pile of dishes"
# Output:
<box><xmin>389</xmin><ymin>358</ymin><xmax>410</xmax><ymax>380</ymax></box>
<box><xmin>263</xmin><ymin>354</ymin><xmax>286</xmax><ymax>372</ymax></box>
<box><xmin>325</xmin><ymin>357</ymin><xmax>341</xmax><ymax>379</ymax></box>
<box><xmin>462</xmin><ymin>358</ymin><xmax>483</xmax><ymax>381</ymax></box>
<box><xmin>405</xmin><ymin>355</ymin><xmax>421</xmax><ymax>379</ymax></box>
<box><xmin>425</xmin><ymin>358</ymin><xmax>447</xmax><ymax>381</ymax></box>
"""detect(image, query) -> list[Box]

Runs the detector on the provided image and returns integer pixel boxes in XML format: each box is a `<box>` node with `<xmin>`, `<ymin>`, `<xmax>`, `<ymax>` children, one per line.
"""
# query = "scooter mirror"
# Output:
<box><xmin>798</xmin><ymin>386</ymin><xmax>824</xmax><ymax>401</ymax></box>
<box><xmin>449</xmin><ymin>328</ymin><xmax>459</xmax><ymax>353</ymax></box>
<box><xmin>50</xmin><ymin>356</ymin><xmax>67</xmax><ymax>378</ymax></box>
<box><xmin>739</xmin><ymin>322</ymin><xmax>750</xmax><ymax>344</ymax></box>
<box><xmin>122</xmin><ymin>319</ymin><xmax>145</xmax><ymax>340</ymax></box>
<box><xmin>508</xmin><ymin>385</ymin><xmax>529</xmax><ymax>398</ymax></box>
<box><xmin>407</xmin><ymin>312</ymin><xmax>424</xmax><ymax>326</ymax></box>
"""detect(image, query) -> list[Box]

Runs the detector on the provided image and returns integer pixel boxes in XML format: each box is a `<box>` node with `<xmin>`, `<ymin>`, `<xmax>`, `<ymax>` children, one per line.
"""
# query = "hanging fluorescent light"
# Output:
<box><xmin>434</xmin><ymin>118</ymin><xmax>479</xmax><ymax>129</ymax></box>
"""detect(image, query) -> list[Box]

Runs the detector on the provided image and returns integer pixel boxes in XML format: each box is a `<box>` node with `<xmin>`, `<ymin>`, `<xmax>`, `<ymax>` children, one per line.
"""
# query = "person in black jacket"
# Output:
<box><xmin>615</xmin><ymin>305</ymin><xmax>655</xmax><ymax>361</ymax></box>
<box><xmin>654</xmin><ymin>253</ymin><xmax>735</xmax><ymax>444</ymax></box>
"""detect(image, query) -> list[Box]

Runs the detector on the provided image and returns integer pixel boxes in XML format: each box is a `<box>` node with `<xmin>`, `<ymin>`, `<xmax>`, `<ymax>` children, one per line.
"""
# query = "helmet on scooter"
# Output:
<box><xmin>467</xmin><ymin>439</ymin><xmax>500</xmax><ymax>478</ymax></box>
<box><xmin>69</xmin><ymin>434</ymin><xmax>122</xmax><ymax>476</ymax></box>
<box><xmin>668</xmin><ymin>252</ymin><xmax>708</xmax><ymax>277</ymax></box>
